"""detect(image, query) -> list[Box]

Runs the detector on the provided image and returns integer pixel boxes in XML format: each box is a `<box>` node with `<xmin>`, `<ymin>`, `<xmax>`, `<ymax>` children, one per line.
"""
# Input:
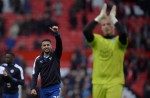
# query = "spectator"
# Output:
<box><xmin>80</xmin><ymin>50</ymin><xmax>88</xmax><ymax>72</ymax></box>
<box><xmin>116</xmin><ymin>2</ymin><xmax>125</xmax><ymax>20</ymax></box>
<box><xmin>45</xmin><ymin>0</ymin><xmax>51</xmax><ymax>8</ymax></box>
<box><xmin>137</xmin><ymin>54</ymin><xmax>148</xmax><ymax>72</ymax></box>
<box><xmin>14</xmin><ymin>55</ymin><xmax>27</xmax><ymax>72</ymax></box>
<box><xmin>82</xmin><ymin>75</ymin><xmax>92</xmax><ymax>98</ymax></box>
<box><xmin>21</xmin><ymin>15</ymin><xmax>37</xmax><ymax>36</ymax></box>
<box><xmin>0</xmin><ymin>0</ymin><xmax>3</xmax><ymax>13</ymax></box>
<box><xmin>43</xmin><ymin>14</ymin><xmax>58</xmax><ymax>33</ymax></box>
<box><xmin>70</xmin><ymin>48</ymin><xmax>82</xmax><ymax>70</ymax></box>
<box><xmin>81</xmin><ymin>11</ymin><xmax>88</xmax><ymax>28</ymax></box>
<box><xmin>53</xmin><ymin>0</ymin><xmax>62</xmax><ymax>17</ymax></box>
<box><xmin>44</xmin><ymin>0</ymin><xmax>52</xmax><ymax>16</ymax></box>
<box><xmin>5</xmin><ymin>37</ymin><xmax>16</xmax><ymax>51</ymax></box>
<box><xmin>145</xmin><ymin>39</ymin><xmax>150</xmax><ymax>51</ymax></box>
<box><xmin>137</xmin><ymin>0</ymin><xmax>150</xmax><ymax>16</ymax></box>
<box><xmin>18</xmin><ymin>42</ymin><xmax>27</xmax><ymax>50</ymax></box>
<box><xmin>33</xmin><ymin>39</ymin><xmax>41</xmax><ymax>50</ymax></box>
<box><xmin>36</xmin><ymin>15</ymin><xmax>44</xmax><ymax>35</ymax></box>
<box><xmin>86</xmin><ymin>0</ymin><xmax>93</xmax><ymax>12</ymax></box>
<box><xmin>44</xmin><ymin>6</ymin><xmax>52</xmax><ymax>16</ymax></box>
<box><xmin>80</xmin><ymin>0</ymin><xmax>86</xmax><ymax>11</ymax></box>
<box><xmin>69</xmin><ymin>10</ymin><xmax>78</xmax><ymax>30</ymax></box>
<box><xmin>10</xmin><ymin>0</ymin><xmax>22</xmax><ymax>14</ymax></box>
<box><xmin>72</xmin><ymin>0</ymin><xmax>82</xmax><ymax>12</ymax></box>
<box><xmin>22</xmin><ymin>0</ymin><xmax>31</xmax><ymax>14</ymax></box>
<box><xmin>0</xmin><ymin>15</ymin><xmax>5</xmax><ymax>40</ymax></box>
<box><xmin>144</xmin><ymin>80</ymin><xmax>150</xmax><ymax>98</ymax></box>
<box><xmin>8</xmin><ymin>22</ymin><xmax>20</xmax><ymax>39</ymax></box>
<box><xmin>132</xmin><ymin>27</ymin><xmax>144</xmax><ymax>49</ymax></box>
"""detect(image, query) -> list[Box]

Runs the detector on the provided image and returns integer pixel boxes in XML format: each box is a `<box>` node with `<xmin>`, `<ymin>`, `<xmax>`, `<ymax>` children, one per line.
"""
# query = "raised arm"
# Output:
<box><xmin>83</xmin><ymin>3</ymin><xmax>107</xmax><ymax>42</ymax></box>
<box><xmin>50</xmin><ymin>26</ymin><xmax>62</xmax><ymax>59</ymax></box>
<box><xmin>109</xmin><ymin>5</ymin><xmax>128</xmax><ymax>45</ymax></box>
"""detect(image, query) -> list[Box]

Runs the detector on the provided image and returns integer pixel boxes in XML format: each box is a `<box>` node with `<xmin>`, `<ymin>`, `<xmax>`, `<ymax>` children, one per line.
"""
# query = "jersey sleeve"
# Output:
<box><xmin>87</xmin><ymin>34</ymin><xmax>101</xmax><ymax>48</ymax></box>
<box><xmin>116</xmin><ymin>36</ymin><xmax>128</xmax><ymax>49</ymax></box>
<box><xmin>31</xmin><ymin>56</ymin><xmax>40</xmax><ymax>89</ymax></box>
<box><xmin>115</xmin><ymin>22</ymin><xmax>128</xmax><ymax>45</ymax></box>
<box><xmin>55</xmin><ymin>34</ymin><xmax>62</xmax><ymax>59</ymax></box>
<box><xmin>12</xmin><ymin>64</ymin><xmax>24</xmax><ymax>86</ymax></box>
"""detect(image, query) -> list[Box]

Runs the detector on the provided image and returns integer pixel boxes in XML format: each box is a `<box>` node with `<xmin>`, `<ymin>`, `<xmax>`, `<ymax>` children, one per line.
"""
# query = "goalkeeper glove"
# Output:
<box><xmin>109</xmin><ymin>5</ymin><xmax>118</xmax><ymax>24</ymax></box>
<box><xmin>94</xmin><ymin>3</ymin><xmax>107</xmax><ymax>23</ymax></box>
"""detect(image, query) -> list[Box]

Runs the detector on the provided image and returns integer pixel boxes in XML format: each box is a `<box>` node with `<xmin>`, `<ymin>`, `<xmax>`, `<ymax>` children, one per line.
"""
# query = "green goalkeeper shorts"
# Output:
<box><xmin>93</xmin><ymin>84</ymin><xmax>123</xmax><ymax>98</ymax></box>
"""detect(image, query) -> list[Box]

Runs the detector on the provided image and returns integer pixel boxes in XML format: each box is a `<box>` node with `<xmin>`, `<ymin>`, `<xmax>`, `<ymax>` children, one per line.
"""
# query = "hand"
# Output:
<box><xmin>31</xmin><ymin>89</ymin><xmax>37</xmax><ymax>95</ymax></box>
<box><xmin>94</xmin><ymin>3</ymin><xmax>107</xmax><ymax>23</ymax></box>
<box><xmin>3</xmin><ymin>70</ymin><xmax>8</xmax><ymax>76</ymax></box>
<box><xmin>109</xmin><ymin>5</ymin><xmax>118</xmax><ymax>24</ymax></box>
<box><xmin>49</xmin><ymin>26</ymin><xmax>58</xmax><ymax>33</ymax></box>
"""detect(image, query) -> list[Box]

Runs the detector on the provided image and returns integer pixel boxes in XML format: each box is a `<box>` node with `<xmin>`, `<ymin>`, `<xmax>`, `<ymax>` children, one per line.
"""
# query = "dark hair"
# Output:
<box><xmin>42</xmin><ymin>39</ymin><xmax>51</xmax><ymax>43</ymax></box>
<box><xmin>6</xmin><ymin>52</ymin><xmax>15</xmax><ymax>58</ymax></box>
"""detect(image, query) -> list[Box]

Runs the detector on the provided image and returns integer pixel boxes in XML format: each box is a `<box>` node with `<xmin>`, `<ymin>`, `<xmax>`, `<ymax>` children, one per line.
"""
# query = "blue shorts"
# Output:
<box><xmin>40</xmin><ymin>84</ymin><xmax>61</xmax><ymax>98</ymax></box>
<box><xmin>3</xmin><ymin>92</ymin><xmax>18</xmax><ymax>98</ymax></box>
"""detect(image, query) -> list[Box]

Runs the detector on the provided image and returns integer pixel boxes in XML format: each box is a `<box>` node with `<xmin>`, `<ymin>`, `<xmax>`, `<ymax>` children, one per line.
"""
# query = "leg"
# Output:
<box><xmin>49</xmin><ymin>89</ymin><xmax>60</xmax><ymax>98</ymax></box>
<box><xmin>2</xmin><ymin>94</ymin><xmax>9</xmax><ymax>98</ymax></box>
<box><xmin>41</xmin><ymin>84</ymin><xmax>61</xmax><ymax>98</ymax></box>
<box><xmin>2</xmin><ymin>93</ymin><xmax>18</xmax><ymax>98</ymax></box>
<box><xmin>40</xmin><ymin>89</ymin><xmax>48</xmax><ymax>98</ymax></box>
<box><xmin>106</xmin><ymin>84</ymin><xmax>123</xmax><ymax>98</ymax></box>
<box><xmin>12</xmin><ymin>93</ymin><xmax>19</xmax><ymax>98</ymax></box>
<box><xmin>93</xmin><ymin>84</ymin><xmax>106</xmax><ymax>98</ymax></box>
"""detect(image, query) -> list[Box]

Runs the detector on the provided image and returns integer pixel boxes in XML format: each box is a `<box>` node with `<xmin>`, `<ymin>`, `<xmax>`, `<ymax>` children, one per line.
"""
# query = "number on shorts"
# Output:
<box><xmin>53</xmin><ymin>96</ymin><xmax>59</xmax><ymax>98</ymax></box>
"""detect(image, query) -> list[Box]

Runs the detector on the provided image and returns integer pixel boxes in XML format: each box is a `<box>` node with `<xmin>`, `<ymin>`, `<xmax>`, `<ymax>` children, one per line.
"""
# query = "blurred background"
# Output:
<box><xmin>0</xmin><ymin>0</ymin><xmax>150</xmax><ymax>98</ymax></box>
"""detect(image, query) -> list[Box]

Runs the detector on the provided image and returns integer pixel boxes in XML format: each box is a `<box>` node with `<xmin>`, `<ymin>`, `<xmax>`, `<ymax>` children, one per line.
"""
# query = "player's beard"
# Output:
<box><xmin>44</xmin><ymin>48</ymin><xmax>51</xmax><ymax>54</ymax></box>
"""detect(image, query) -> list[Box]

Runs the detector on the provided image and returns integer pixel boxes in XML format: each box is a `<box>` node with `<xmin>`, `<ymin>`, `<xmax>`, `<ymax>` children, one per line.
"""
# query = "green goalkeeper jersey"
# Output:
<box><xmin>88</xmin><ymin>34</ymin><xmax>128</xmax><ymax>84</ymax></box>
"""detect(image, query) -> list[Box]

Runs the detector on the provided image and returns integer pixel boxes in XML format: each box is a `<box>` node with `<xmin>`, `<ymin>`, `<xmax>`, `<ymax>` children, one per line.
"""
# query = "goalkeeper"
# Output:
<box><xmin>83</xmin><ymin>3</ymin><xmax>128</xmax><ymax>98</ymax></box>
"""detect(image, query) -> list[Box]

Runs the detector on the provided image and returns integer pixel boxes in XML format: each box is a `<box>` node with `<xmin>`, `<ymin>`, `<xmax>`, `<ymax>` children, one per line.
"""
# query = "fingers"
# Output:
<box><xmin>31</xmin><ymin>89</ymin><xmax>37</xmax><ymax>95</ymax></box>
<box><xmin>109</xmin><ymin>5</ymin><xmax>118</xmax><ymax>24</ymax></box>
<box><xmin>49</xmin><ymin>26</ymin><xmax>58</xmax><ymax>32</ymax></box>
<box><xmin>100</xmin><ymin>3</ymin><xmax>107</xmax><ymax>17</ymax></box>
<box><xmin>110</xmin><ymin>5</ymin><xmax>116</xmax><ymax>17</ymax></box>
<box><xmin>49</xmin><ymin>26</ymin><xmax>58</xmax><ymax>30</ymax></box>
<box><xmin>101</xmin><ymin>3</ymin><xmax>107</xmax><ymax>14</ymax></box>
<box><xmin>97</xmin><ymin>3</ymin><xmax>117</xmax><ymax>24</ymax></box>
<box><xmin>95</xmin><ymin>3</ymin><xmax>107</xmax><ymax>23</ymax></box>
<box><xmin>3</xmin><ymin>70</ymin><xmax>8</xmax><ymax>76</ymax></box>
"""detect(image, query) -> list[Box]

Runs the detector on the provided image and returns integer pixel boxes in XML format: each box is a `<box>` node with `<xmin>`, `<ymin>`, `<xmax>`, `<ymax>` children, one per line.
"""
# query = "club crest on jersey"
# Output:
<box><xmin>111</xmin><ymin>38</ymin><xmax>115</xmax><ymax>42</ymax></box>
<box><xmin>49</xmin><ymin>57</ymin><xmax>52</xmax><ymax>60</ymax></box>
<box><xmin>10</xmin><ymin>69</ymin><xmax>14</xmax><ymax>73</ymax></box>
<box><xmin>40</xmin><ymin>60</ymin><xmax>43</xmax><ymax>63</ymax></box>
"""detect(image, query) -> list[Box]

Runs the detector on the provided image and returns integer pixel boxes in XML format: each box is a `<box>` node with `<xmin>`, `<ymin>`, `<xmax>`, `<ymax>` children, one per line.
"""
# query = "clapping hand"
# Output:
<box><xmin>109</xmin><ymin>5</ymin><xmax>118</xmax><ymax>24</ymax></box>
<box><xmin>95</xmin><ymin>3</ymin><xmax>107</xmax><ymax>23</ymax></box>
